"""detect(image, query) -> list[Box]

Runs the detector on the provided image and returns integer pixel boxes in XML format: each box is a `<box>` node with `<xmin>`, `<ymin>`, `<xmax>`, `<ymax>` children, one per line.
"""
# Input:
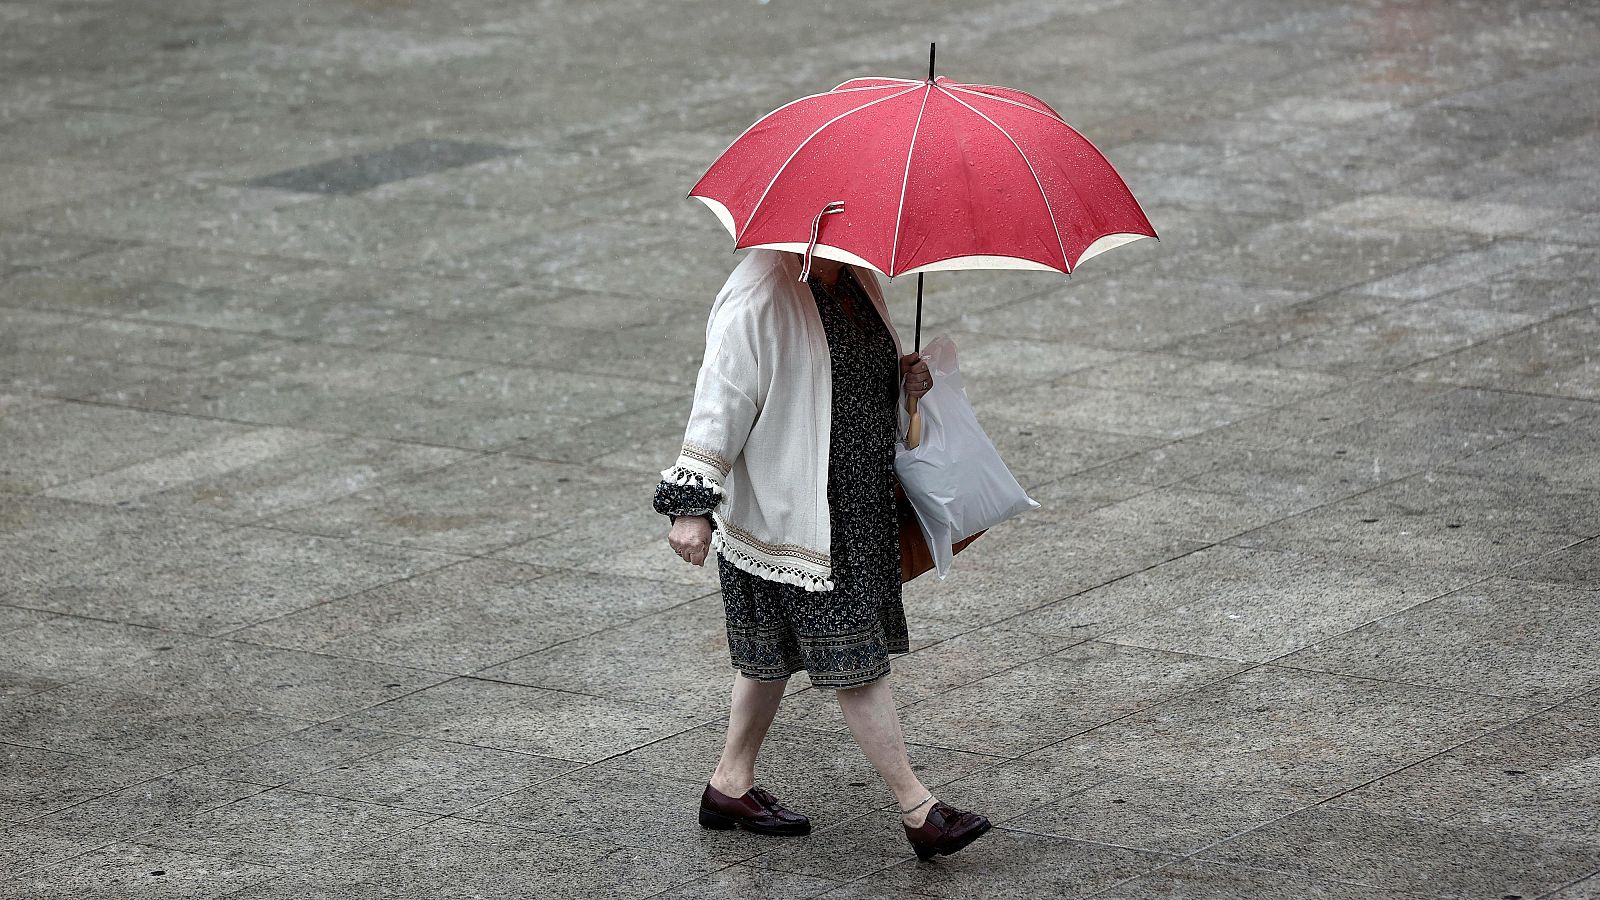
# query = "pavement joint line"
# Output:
<box><xmin>1201</xmin><ymin>695</ymin><xmax>1585</xmax><ymax>869</ymax></box>
<box><xmin>1542</xmin><ymin>869</ymin><xmax>1600</xmax><ymax>900</ymax></box>
<box><xmin>207</xmin><ymin>553</ymin><xmax>539</xmax><ymax>641</ymax></box>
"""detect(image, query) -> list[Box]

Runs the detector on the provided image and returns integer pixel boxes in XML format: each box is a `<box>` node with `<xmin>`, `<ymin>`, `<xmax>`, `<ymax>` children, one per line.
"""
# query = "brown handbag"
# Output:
<box><xmin>896</xmin><ymin>479</ymin><xmax>983</xmax><ymax>583</ymax></box>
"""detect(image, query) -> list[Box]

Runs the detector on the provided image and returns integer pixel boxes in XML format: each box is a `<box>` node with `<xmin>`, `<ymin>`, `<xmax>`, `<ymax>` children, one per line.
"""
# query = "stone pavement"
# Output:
<box><xmin>2</xmin><ymin>0</ymin><xmax>1598</xmax><ymax>897</ymax></box>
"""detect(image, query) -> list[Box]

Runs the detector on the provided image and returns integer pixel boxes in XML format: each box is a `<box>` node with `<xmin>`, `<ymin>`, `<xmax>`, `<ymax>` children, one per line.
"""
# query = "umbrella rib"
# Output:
<box><xmin>934</xmin><ymin>84</ymin><xmax>1071</xmax><ymax>273</ymax></box>
<box><xmin>831</xmin><ymin>76</ymin><xmax>920</xmax><ymax>90</ymax></box>
<box><xmin>944</xmin><ymin>84</ymin><xmax>1069</xmax><ymax>125</ymax></box>
<box><xmin>889</xmin><ymin>81</ymin><xmax>934</xmax><ymax>278</ymax></box>
<box><xmin>733</xmin><ymin>84</ymin><xmax>924</xmax><ymax>246</ymax></box>
<box><xmin>693</xmin><ymin>84</ymin><xmax>918</xmax><ymax>201</ymax></box>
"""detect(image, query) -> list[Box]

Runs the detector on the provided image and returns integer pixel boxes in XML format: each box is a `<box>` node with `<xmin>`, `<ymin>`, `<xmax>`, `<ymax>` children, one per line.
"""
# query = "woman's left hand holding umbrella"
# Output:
<box><xmin>901</xmin><ymin>352</ymin><xmax>932</xmax><ymax>399</ymax></box>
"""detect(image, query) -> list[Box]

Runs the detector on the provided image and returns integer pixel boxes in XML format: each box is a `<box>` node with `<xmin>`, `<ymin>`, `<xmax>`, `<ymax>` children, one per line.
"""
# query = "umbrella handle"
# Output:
<box><xmin>905</xmin><ymin>394</ymin><xmax>922</xmax><ymax>449</ymax></box>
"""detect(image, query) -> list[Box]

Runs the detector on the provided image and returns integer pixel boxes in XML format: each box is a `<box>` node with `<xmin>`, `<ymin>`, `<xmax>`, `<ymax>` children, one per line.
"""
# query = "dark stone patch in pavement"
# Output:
<box><xmin>243</xmin><ymin>140</ymin><xmax>519</xmax><ymax>194</ymax></box>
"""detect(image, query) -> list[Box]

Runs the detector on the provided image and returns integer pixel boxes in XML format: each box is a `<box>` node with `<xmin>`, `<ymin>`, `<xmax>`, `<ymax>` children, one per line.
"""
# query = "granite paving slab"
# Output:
<box><xmin>0</xmin><ymin>841</ymin><xmax>279</xmax><ymax>900</ymax></box>
<box><xmin>644</xmin><ymin>865</ymin><xmax>843</xmax><ymax>900</ymax></box>
<box><xmin>26</xmin><ymin>773</ymin><xmax>266</xmax><ymax>843</ymax></box>
<box><xmin>1142</xmin><ymin>220</ymin><xmax>1484</xmax><ymax>295</ymax></box>
<box><xmin>109</xmin><ymin>436</ymin><xmax>471</xmax><ymax>525</ymax></box>
<box><xmin>498</xmin><ymin>498</ymin><xmax>732</xmax><ymax>587</ymax></box>
<box><xmin>1067</xmin><ymin>484</ymin><xmax>1307</xmax><ymax>544</ymax></box>
<box><xmin>1194</xmin><ymin>373</ymin><xmax>1455</xmax><ymax>451</ymax></box>
<box><xmin>0</xmin><ymin>683</ymin><xmax>312</xmax><ymax>768</ymax></box>
<box><xmin>328</xmin><ymin>676</ymin><xmax>703</xmax><ymax>763</ymax></box>
<box><xmin>893</xmin><ymin>642</ymin><xmax>1250</xmax><ymax>757</ymax></box>
<box><xmin>884</xmin><ymin>520</ymin><xmax>1206</xmax><ymax>626</ymax></box>
<box><xmin>39</xmin><ymin>426</ymin><xmax>335</xmax><ymax>507</ymax></box>
<box><xmin>4</xmin><ymin>509</ymin><xmax>462</xmax><ymax>635</ymax></box>
<box><xmin>1157</xmin><ymin>289</ymin><xmax>1413</xmax><ymax>361</ymax></box>
<box><xmin>0</xmin><ymin>823</ymin><xmax>115</xmax><ymax>879</ymax></box>
<box><xmin>1005</xmin><ymin>776</ymin><xmax>1305</xmax><ymax>855</ymax></box>
<box><xmin>0</xmin><ymin>742</ymin><xmax>176</xmax><ymax>823</ymax></box>
<box><xmin>126</xmin><ymin>787</ymin><xmax>441</xmax><ymax>867</ymax></box>
<box><xmin>1310</xmin><ymin>193</ymin><xmax>1572</xmax><ymax>239</ymax></box>
<box><xmin>1091</xmin><ymin>860</ymin><xmax>1436</xmax><ymax>900</ymax></box>
<box><xmin>0</xmin><ymin>402</ymin><xmax>251</xmax><ymax>494</ymax></box>
<box><xmin>218</xmin><ymin>816</ymin><xmax>715</xmax><ymax>899</ymax></box>
<box><xmin>1247</xmin><ymin>301</ymin><xmax>1542</xmax><ymax>377</ymax></box>
<box><xmin>1330</xmin><ymin>705</ymin><xmax>1600</xmax><ymax>847</ymax></box>
<box><xmin>0</xmin><ymin>671</ymin><xmax>59</xmax><ymax>704</ymax></box>
<box><xmin>1280</xmin><ymin>576</ymin><xmax>1600</xmax><ymax>702</ymax></box>
<box><xmin>283</xmin><ymin>737</ymin><xmax>578</xmax><ymax>816</ymax></box>
<box><xmin>175</xmin><ymin>722</ymin><xmax>416</xmax><ymax>789</ymax></box>
<box><xmin>1439</xmin><ymin>414</ymin><xmax>1600</xmax><ymax>490</ymax></box>
<box><xmin>1200</xmin><ymin>805</ymin><xmax>1600</xmax><ymax>899</ymax></box>
<box><xmin>0</xmin><ymin>604</ymin><xmax>57</xmax><ymax>636</ymax></box>
<box><xmin>1548</xmin><ymin>874</ymin><xmax>1600</xmax><ymax>900</ymax></box>
<box><xmin>1026</xmin><ymin>666</ymin><xmax>1538</xmax><ymax>800</ymax></box>
<box><xmin>242</xmin><ymin>139</ymin><xmax>519</xmax><ymax>195</ymax></box>
<box><xmin>259</xmin><ymin>453</ymin><xmax>606</xmax><ymax>555</ymax></box>
<box><xmin>76</xmin><ymin>637</ymin><xmax>453</xmax><ymax>721</ymax></box>
<box><xmin>0</xmin><ymin>231</ymin><xmax>115</xmax><ymax>275</ymax></box>
<box><xmin>1406</xmin><ymin>305</ymin><xmax>1600</xmax><ymax>400</ymax></box>
<box><xmin>229</xmin><ymin>560</ymin><xmax>687</xmax><ymax>674</ymax></box>
<box><xmin>1083</xmin><ymin>545</ymin><xmax>1471</xmax><ymax>662</ymax></box>
<box><xmin>0</xmin><ymin>617</ymin><xmax>186</xmax><ymax>681</ymax></box>
<box><xmin>1227</xmin><ymin>473</ymin><xmax>1595</xmax><ymax>577</ymax></box>
<box><xmin>1059</xmin><ymin>354</ymin><xmax>1349</xmax><ymax>408</ymax></box>
<box><xmin>472</xmin><ymin>595</ymin><xmax>747</xmax><ymax>714</ymax></box>
<box><xmin>1508</xmin><ymin>537</ymin><xmax>1600</xmax><ymax>591</ymax></box>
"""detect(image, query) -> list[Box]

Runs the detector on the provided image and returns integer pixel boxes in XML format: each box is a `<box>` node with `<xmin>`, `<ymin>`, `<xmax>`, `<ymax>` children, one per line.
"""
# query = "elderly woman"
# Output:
<box><xmin>651</xmin><ymin>247</ymin><xmax>991</xmax><ymax>860</ymax></box>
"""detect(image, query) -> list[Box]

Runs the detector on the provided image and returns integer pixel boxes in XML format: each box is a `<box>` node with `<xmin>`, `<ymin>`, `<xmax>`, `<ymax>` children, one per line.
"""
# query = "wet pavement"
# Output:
<box><xmin>2</xmin><ymin>0</ymin><xmax>1599</xmax><ymax>897</ymax></box>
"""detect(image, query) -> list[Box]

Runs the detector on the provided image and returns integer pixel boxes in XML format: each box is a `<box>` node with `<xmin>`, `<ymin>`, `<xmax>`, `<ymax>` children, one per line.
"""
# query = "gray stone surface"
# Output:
<box><xmin>1329</xmin><ymin>705</ymin><xmax>1600</xmax><ymax>848</ymax></box>
<box><xmin>4</xmin><ymin>0</ymin><xmax>1599</xmax><ymax>895</ymax></box>
<box><xmin>1092</xmin><ymin>861</ymin><xmax>1415</xmax><ymax>900</ymax></box>
<box><xmin>1200</xmin><ymin>805</ymin><xmax>1600</xmax><ymax>900</ymax></box>
<box><xmin>1025</xmin><ymin>667</ymin><xmax>1538</xmax><ymax>800</ymax></box>
<box><xmin>1005</xmin><ymin>776</ymin><xmax>1304</xmax><ymax>854</ymax></box>
<box><xmin>893</xmin><ymin>642</ymin><xmax>1250</xmax><ymax>756</ymax></box>
<box><xmin>1280</xmin><ymin>576</ymin><xmax>1600</xmax><ymax>702</ymax></box>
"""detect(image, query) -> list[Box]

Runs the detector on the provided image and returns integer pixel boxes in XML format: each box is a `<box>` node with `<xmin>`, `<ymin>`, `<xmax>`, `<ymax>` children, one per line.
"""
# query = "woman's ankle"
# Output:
<box><xmin>899</xmin><ymin>790</ymin><xmax>937</xmax><ymax>827</ymax></box>
<box><xmin>709</xmin><ymin>766</ymin><xmax>754</xmax><ymax>797</ymax></box>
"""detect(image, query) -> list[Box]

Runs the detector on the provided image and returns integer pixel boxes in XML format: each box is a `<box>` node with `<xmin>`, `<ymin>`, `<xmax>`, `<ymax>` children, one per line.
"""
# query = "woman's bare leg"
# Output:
<box><xmin>709</xmin><ymin>672</ymin><xmax>788</xmax><ymax>796</ymax></box>
<box><xmin>834</xmin><ymin>675</ymin><xmax>937</xmax><ymax>826</ymax></box>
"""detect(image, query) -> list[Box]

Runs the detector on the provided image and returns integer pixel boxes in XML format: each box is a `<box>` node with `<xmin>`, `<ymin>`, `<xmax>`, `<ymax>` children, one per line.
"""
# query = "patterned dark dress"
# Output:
<box><xmin>653</xmin><ymin>265</ymin><xmax>910</xmax><ymax>689</ymax></box>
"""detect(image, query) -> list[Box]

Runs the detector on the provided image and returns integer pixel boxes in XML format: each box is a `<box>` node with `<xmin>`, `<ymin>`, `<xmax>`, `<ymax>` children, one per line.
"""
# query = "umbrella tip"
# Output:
<box><xmin>928</xmin><ymin>42</ymin><xmax>936</xmax><ymax>81</ymax></box>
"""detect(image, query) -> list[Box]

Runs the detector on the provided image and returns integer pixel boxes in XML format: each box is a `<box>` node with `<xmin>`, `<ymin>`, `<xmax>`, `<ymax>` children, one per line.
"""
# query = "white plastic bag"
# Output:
<box><xmin>894</xmin><ymin>334</ymin><xmax>1040</xmax><ymax>579</ymax></box>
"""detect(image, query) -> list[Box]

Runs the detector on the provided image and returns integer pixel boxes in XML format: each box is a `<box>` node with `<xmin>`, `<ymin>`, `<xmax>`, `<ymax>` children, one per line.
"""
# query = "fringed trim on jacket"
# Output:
<box><xmin>709</xmin><ymin>511</ymin><xmax>835</xmax><ymax>592</ymax></box>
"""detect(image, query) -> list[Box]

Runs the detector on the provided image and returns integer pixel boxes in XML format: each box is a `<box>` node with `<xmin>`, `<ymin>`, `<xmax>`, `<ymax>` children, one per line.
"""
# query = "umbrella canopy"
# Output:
<box><xmin>687</xmin><ymin>73</ymin><xmax>1156</xmax><ymax>279</ymax></box>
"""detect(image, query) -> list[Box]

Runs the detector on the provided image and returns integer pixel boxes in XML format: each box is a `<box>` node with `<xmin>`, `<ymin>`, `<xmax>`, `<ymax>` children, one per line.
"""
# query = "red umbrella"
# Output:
<box><xmin>688</xmin><ymin>44</ymin><xmax>1156</xmax><ymax>444</ymax></box>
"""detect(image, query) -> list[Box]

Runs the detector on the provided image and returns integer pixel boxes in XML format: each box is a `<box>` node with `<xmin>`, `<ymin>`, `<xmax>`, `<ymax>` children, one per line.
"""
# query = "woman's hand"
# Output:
<box><xmin>900</xmin><ymin>352</ymin><xmax>933</xmax><ymax>400</ymax></box>
<box><xmin>669</xmin><ymin>515</ymin><xmax>713</xmax><ymax>566</ymax></box>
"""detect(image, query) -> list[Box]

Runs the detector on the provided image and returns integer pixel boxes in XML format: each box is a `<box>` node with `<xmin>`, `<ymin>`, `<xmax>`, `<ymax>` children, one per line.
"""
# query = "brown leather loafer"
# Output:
<box><xmin>698</xmin><ymin>783</ymin><xmax>811</xmax><ymax>836</ymax></box>
<box><xmin>903</xmin><ymin>800</ymin><xmax>992</xmax><ymax>860</ymax></box>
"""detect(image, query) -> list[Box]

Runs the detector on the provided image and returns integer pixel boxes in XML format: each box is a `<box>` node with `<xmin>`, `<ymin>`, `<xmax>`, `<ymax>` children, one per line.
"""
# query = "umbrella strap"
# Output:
<box><xmin>797</xmin><ymin>200</ymin><xmax>846</xmax><ymax>282</ymax></box>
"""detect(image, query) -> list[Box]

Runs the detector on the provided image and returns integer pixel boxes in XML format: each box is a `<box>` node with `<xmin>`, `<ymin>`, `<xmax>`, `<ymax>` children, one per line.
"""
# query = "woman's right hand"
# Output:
<box><xmin>669</xmin><ymin>515</ymin><xmax>714</xmax><ymax>566</ymax></box>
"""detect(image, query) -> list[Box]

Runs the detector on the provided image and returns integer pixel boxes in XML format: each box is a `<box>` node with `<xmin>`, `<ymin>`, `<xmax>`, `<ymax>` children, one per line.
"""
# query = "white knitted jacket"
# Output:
<box><xmin>660</xmin><ymin>248</ymin><xmax>907</xmax><ymax>591</ymax></box>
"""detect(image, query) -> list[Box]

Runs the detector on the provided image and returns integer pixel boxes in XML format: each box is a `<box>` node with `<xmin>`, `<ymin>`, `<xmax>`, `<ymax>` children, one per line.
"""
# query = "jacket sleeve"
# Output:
<box><xmin>656</xmin><ymin>292</ymin><xmax>768</xmax><ymax>512</ymax></box>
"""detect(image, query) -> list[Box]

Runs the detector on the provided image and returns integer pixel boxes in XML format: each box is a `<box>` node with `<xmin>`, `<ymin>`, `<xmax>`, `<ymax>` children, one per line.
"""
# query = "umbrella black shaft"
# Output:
<box><xmin>914</xmin><ymin>272</ymin><xmax>923</xmax><ymax>352</ymax></box>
